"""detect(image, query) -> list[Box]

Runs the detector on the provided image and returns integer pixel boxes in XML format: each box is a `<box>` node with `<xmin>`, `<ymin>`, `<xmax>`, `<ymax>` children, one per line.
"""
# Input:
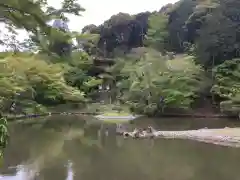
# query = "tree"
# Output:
<box><xmin>145</xmin><ymin>13</ymin><xmax>169</xmax><ymax>52</ymax></box>
<box><xmin>0</xmin><ymin>115</ymin><xmax>8</xmax><ymax>159</ymax></box>
<box><xmin>211</xmin><ymin>59</ymin><xmax>240</xmax><ymax>115</ymax></box>
<box><xmin>64</xmin><ymin>51</ymin><xmax>102</xmax><ymax>99</ymax></box>
<box><xmin>116</xmin><ymin>48</ymin><xmax>206</xmax><ymax>115</ymax></box>
<box><xmin>76</xmin><ymin>33</ymin><xmax>100</xmax><ymax>55</ymax></box>
<box><xmin>0</xmin><ymin>53</ymin><xmax>86</xmax><ymax>114</ymax></box>
<box><xmin>0</xmin><ymin>0</ymin><xmax>87</xmax><ymax>158</ymax></box>
<box><xmin>0</xmin><ymin>0</ymin><xmax>85</xmax><ymax>53</ymax></box>
<box><xmin>195</xmin><ymin>8</ymin><xmax>237</xmax><ymax>67</ymax></box>
<box><xmin>167</xmin><ymin>0</ymin><xmax>197</xmax><ymax>52</ymax></box>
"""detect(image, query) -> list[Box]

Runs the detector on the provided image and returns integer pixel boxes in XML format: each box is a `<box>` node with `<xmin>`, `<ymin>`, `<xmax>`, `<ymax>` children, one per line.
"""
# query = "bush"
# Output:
<box><xmin>0</xmin><ymin>54</ymin><xmax>85</xmax><ymax>113</ymax></box>
<box><xmin>116</xmin><ymin>49</ymin><xmax>207</xmax><ymax>115</ymax></box>
<box><xmin>211</xmin><ymin>59</ymin><xmax>240</xmax><ymax>115</ymax></box>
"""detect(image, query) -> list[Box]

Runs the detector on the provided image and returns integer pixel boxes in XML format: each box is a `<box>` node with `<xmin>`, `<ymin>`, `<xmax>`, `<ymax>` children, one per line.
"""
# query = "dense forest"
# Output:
<box><xmin>81</xmin><ymin>0</ymin><xmax>240</xmax><ymax>116</ymax></box>
<box><xmin>0</xmin><ymin>0</ymin><xmax>240</xmax><ymax>155</ymax></box>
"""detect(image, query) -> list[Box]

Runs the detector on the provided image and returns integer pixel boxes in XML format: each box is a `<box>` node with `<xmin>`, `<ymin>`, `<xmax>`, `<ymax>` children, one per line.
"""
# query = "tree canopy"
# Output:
<box><xmin>81</xmin><ymin>0</ymin><xmax>240</xmax><ymax>116</ymax></box>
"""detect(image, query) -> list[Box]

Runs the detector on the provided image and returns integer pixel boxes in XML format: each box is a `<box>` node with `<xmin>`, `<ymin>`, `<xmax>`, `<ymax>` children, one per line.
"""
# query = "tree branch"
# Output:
<box><xmin>0</xmin><ymin>3</ymin><xmax>49</xmax><ymax>32</ymax></box>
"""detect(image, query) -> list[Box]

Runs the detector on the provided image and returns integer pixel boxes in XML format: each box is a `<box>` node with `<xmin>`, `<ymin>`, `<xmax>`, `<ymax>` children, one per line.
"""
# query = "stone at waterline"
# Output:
<box><xmin>95</xmin><ymin>115</ymin><xmax>141</xmax><ymax>120</ymax></box>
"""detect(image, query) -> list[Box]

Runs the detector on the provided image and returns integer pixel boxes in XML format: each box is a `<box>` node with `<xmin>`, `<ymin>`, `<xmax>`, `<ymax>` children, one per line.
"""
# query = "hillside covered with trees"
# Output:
<box><xmin>81</xmin><ymin>0</ymin><xmax>240</xmax><ymax>116</ymax></box>
<box><xmin>0</xmin><ymin>0</ymin><xmax>240</xmax><ymax>156</ymax></box>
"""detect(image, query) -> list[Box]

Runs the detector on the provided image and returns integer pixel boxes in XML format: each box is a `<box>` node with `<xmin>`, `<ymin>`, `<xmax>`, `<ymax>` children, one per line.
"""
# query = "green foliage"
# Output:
<box><xmin>64</xmin><ymin>52</ymin><xmax>102</xmax><ymax>98</ymax></box>
<box><xmin>76</xmin><ymin>33</ymin><xmax>100</xmax><ymax>54</ymax></box>
<box><xmin>0</xmin><ymin>0</ymin><xmax>101</xmax><ymax>115</ymax></box>
<box><xmin>103</xmin><ymin>13</ymin><xmax>133</xmax><ymax>27</ymax></box>
<box><xmin>0</xmin><ymin>0</ymin><xmax>98</xmax><ymax>160</ymax></box>
<box><xmin>0</xmin><ymin>116</ymin><xmax>8</xmax><ymax>158</ymax></box>
<box><xmin>0</xmin><ymin>0</ymin><xmax>85</xmax><ymax>54</ymax></box>
<box><xmin>145</xmin><ymin>13</ymin><xmax>169</xmax><ymax>52</ymax></box>
<box><xmin>166</xmin><ymin>0</ymin><xmax>197</xmax><ymax>52</ymax></box>
<box><xmin>95</xmin><ymin>0</ymin><xmax>239</xmax><ymax>114</ymax></box>
<box><xmin>115</xmin><ymin>49</ymin><xmax>206</xmax><ymax>115</ymax></box>
<box><xmin>0</xmin><ymin>54</ymin><xmax>85</xmax><ymax>113</ymax></box>
<box><xmin>81</xmin><ymin>0</ymin><xmax>240</xmax><ymax>68</ymax></box>
<box><xmin>211</xmin><ymin>59</ymin><xmax>240</xmax><ymax>114</ymax></box>
<box><xmin>195</xmin><ymin>8</ymin><xmax>236</xmax><ymax>66</ymax></box>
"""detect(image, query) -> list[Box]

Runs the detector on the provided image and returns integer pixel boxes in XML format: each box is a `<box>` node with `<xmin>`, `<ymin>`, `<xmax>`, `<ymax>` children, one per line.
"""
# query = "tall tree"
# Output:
<box><xmin>145</xmin><ymin>13</ymin><xmax>169</xmax><ymax>52</ymax></box>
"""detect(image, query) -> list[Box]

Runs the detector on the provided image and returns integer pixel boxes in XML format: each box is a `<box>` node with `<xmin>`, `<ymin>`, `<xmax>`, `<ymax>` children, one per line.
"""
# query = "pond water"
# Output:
<box><xmin>1</xmin><ymin>115</ymin><xmax>240</xmax><ymax>180</ymax></box>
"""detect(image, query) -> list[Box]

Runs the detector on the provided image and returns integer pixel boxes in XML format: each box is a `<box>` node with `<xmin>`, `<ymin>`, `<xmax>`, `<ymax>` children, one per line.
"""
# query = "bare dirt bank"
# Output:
<box><xmin>122</xmin><ymin>128</ymin><xmax>240</xmax><ymax>148</ymax></box>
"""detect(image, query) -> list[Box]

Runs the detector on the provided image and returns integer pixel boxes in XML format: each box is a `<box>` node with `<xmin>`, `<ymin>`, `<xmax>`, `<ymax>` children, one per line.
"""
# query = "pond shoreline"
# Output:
<box><xmin>5</xmin><ymin>113</ymin><xmax>240</xmax><ymax>147</ymax></box>
<box><xmin>5</xmin><ymin>111</ymin><xmax>239</xmax><ymax>121</ymax></box>
<box><xmin>150</xmin><ymin>113</ymin><xmax>238</xmax><ymax>118</ymax></box>
<box><xmin>5</xmin><ymin>112</ymin><xmax>100</xmax><ymax>121</ymax></box>
<box><xmin>120</xmin><ymin>128</ymin><xmax>240</xmax><ymax>148</ymax></box>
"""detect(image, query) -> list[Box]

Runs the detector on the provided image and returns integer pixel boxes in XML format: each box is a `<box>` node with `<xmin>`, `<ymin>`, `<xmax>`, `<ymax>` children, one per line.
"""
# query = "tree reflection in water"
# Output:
<box><xmin>1</xmin><ymin>115</ymin><xmax>240</xmax><ymax>180</ymax></box>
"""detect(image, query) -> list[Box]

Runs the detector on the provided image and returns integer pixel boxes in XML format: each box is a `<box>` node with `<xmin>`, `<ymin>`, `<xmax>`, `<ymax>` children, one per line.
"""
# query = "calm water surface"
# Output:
<box><xmin>1</xmin><ymin>115</ymin><xmax>240</xmax><ymax>180</ymax></box>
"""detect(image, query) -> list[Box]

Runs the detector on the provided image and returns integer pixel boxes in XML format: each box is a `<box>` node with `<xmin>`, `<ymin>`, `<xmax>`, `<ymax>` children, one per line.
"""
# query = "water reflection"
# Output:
<box><xmin>1</xmin><ymin>115</ymin><xmax>240</xmax><ymax>180</ymax></box>
<box><xmin>0</xmin><ymin>161</ymin><xmax>74</xmax><ymax>180</ymax></box>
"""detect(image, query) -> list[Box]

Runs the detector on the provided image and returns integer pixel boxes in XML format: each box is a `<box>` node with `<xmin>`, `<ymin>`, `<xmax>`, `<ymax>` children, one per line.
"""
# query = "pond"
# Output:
<box><xmin>1</xmin><ymin>115</ymin><xmax>240</xmax><ymax>180</ymax></box>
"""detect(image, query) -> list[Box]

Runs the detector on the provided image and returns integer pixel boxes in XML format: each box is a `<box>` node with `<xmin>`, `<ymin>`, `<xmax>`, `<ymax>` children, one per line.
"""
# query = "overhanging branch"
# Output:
<box><xmin>0</xmin><ymin>3</ymin><xmax>50</xmax><ymax>32</ymax></box>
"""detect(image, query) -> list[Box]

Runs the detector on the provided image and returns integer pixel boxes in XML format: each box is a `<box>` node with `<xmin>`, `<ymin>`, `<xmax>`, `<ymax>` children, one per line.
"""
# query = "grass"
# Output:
<box><xmin>82</xmin><ymin>103</ymin><xmax>135</xmax><ymax>123</ymax></box>
<box><xmin>100</xmin><ymin>118</ymin><xmax>132</xmax><ymax>124</ymax></box>
<box><xmin>101</xmin><ymin>111</ymin><xmax>132</xmax><ymax>116</ymax></box>
<box><xmin>84</xmin><ymin>103</ymin><xmax>132</xmax><ymax>116</ymax></box>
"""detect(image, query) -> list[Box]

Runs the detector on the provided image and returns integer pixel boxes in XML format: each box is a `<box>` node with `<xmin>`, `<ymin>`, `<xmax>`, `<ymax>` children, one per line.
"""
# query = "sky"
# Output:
<box><xmin>0</xmin><ymin>0</ymin><xmax>178</xmax><ymax>50</ymax></box>
<box><xmin>63</xmin><ymin>0</ymin><xmax>178</xmax><ymax>31</ymax></box>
